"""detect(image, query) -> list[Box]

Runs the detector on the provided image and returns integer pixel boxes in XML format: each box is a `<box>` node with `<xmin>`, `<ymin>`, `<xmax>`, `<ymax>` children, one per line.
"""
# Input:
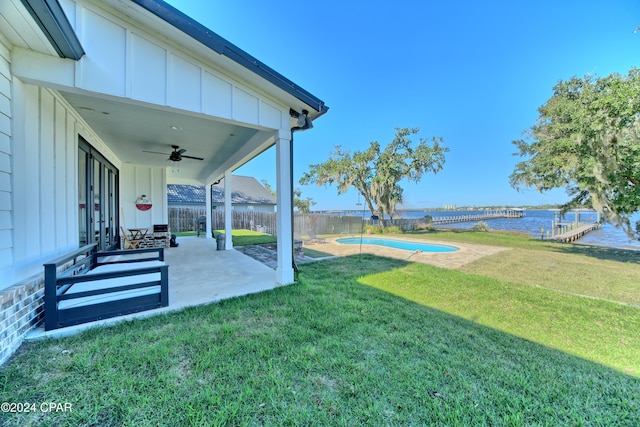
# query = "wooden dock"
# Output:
<box><xmin>548</xmin><ymin>223</ymin><xmax>601</xmax><ymax>242</ymax></box>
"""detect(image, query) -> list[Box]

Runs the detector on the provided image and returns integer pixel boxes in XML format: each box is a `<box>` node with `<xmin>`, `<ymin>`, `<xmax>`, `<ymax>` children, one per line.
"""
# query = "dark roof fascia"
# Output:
<box><xmin>20</xmin><ymin>0</ymin><xmax>85</xmax><ymax>60</ymax></box>
<box><xmin>130</xmin><ymin>0</ymin><xmax>328</xmax><ymax>114</ymax></box>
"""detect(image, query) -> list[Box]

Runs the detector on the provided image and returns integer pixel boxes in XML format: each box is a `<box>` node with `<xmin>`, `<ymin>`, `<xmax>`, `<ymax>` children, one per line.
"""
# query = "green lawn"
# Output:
<box><xmin>223</xmin><ymin>231</ymin><xmax>277</xmax><ymax>247</ymax></box>
<box><xmin>173</xmin><ymin>231</ymin><xmax>198</xmax><ymax>237</ymax></box>
<box><xmin>408</xmin><ymin>229</ymin><xmax>640</xmax><ymax>307</ymax></box>
<box><xmin>1</xmin><ymin>233</ymin><xmax>639</xmax><ymax>426</ymax></box>
<box><xmin>302</xmin><ymin>247</ymin><xmax>334</xmax><ymax>258</ymax></box>
<box><xmin>175</xmin><ymin>229</ymin><xmax>278</xmax><ymax>245</ymax></box>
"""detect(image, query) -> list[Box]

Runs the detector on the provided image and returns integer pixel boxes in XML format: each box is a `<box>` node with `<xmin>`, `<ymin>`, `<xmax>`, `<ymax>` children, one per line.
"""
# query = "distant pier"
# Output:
<box><xmin>432</xmin><ymin>208</ymin><xmax>525</xmax><ymax>225</ymax></box>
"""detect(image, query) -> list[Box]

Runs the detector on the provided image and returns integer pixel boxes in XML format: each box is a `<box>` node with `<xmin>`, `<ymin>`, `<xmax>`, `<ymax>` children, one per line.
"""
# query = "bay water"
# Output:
<box><xmin>398</xmin><ymin>209</ymin><xmax>640</xmax><ymax>251</ymax></box>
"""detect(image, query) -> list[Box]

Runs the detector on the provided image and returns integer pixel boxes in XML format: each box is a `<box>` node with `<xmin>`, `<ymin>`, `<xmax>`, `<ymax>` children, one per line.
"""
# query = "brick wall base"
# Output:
<box><xmin>0</xmin><ymin>276</ymin><xmax>45</xmax><ymax>365</ymax></box>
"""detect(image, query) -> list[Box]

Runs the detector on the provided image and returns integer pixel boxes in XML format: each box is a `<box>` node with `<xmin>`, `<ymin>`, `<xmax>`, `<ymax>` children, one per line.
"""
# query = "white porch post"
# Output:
<box><xmin>205</xmin><ymin>182</ymin><xmax>212</xmax><ymax>239</ymax></box>
<box><xmin>224</xmin><ymin>170</ymin><xmax>233</xmax><ymax>250</ymax></box>
<box><xmin>275</xmin><ymin>129</ymin><xmax>294</xmax><ymax>284</ymax></box>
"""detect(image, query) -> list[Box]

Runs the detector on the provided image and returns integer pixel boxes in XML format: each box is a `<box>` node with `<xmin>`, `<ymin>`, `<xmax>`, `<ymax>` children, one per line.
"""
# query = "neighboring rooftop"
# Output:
<box><xmin>168</xmin><ymin>176</ymin><xmax>276</xmax><ymax>205</ymax></box>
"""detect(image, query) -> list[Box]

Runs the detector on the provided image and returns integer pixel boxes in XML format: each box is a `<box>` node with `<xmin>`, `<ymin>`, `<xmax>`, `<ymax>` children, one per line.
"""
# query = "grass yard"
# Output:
<box><xmin>407</xmin><ymin>229</ymin><xmax>640</xmax><ymax>307</ymax></box>
<box><xmin>302</xmin><ymin>247</ymin><xmax>334</xmax><ymax>258</ymax></box>
<box><xmin>173</xmin><ymin>231</ymin><xmax>198</xmax><ymax>237</ymax></box>
<box><xmin>1</xmin><ymin>250</ymin><xmax>639</xmax><ymax>426</ymax></box>
<box><xmin>459</xmin><ymin>247</ymin><xmax>640</xmax><ymax>306</ymax></box>
<box><xmin>226</xmin><ymin>232</ymin><xmax>277</xmax><ymax>247</ymax></box>
<box><xmin>176</xmin><ymin>229</ymin><xmax>279</xmax><ymax>246</ymax></box>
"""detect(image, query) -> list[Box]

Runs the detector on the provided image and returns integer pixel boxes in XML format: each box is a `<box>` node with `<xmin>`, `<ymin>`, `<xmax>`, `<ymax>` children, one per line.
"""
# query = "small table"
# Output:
<box><xmin>128</xmin><ymin>228</ymin><xmax>149</xmax><ymax>240</ymax></box>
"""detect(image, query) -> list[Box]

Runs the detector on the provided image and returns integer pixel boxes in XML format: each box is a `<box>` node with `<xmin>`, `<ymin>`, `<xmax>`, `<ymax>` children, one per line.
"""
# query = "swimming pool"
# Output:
<box><xmin>336</xmin><ymin>237</ymin><xmax>459</xmax><ymax>252</ymax></box>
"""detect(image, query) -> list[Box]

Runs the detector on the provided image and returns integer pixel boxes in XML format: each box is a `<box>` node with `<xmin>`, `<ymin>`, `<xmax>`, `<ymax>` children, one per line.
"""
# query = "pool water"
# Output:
<box><xmin>336</xmin><ymin>237</ymin><xmax>459</xmax><ymax>252</ymax></box>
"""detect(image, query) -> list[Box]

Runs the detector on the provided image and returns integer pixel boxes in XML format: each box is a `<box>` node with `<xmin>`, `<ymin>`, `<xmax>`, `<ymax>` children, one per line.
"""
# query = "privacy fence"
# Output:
<box><xmin>168</xmin><ymin>208</ymin><xmax>432</xmax><ymax>236</ymax></box>
<box><xmin>169</xmin><ymin>207</ymin><xmax>207</xmax><ymax>233</ymax></box>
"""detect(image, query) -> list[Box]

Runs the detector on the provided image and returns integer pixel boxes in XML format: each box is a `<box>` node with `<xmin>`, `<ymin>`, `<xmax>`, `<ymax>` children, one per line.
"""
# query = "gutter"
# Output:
<box><xmin>20</xmin><ymin>0</ymin><xmax>85</xmax><ymax>60</ymax></box>
<box><xmin>289</xmin><ymin>110</ymin><xmax>314</xmax><ymax>276</ymax></box>
<box><xmin>131</xmin><ymin>0</ymin><xmax>328</xmax><ymax>114</ymax></box>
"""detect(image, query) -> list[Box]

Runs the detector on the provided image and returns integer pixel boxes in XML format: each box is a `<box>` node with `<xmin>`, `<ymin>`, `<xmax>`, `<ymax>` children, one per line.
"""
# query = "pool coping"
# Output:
<box><xmin>308</xmin><ymin>236</ymin><xmax>510</xmax><ymax>269</ymax></box>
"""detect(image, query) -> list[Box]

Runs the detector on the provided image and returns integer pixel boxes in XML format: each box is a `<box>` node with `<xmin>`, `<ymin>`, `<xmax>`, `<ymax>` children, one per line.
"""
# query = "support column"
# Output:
<box><xmin>224</xmin><ymin>170</ymin><xmax>233</xmax><ymax>250</ymax></box>
<box><xmin>205</xmin><ymin>182</ymin><xmax>212</xmax><ymax>239</ymax></box>
<box><xmin>275</xmin><ymin>129</ymin><xmax>294</xmax><ymax>284</ymax></box>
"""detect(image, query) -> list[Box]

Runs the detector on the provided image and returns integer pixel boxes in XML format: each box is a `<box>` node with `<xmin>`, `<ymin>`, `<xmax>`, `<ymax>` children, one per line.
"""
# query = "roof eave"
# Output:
<box><xmin>130</xmin><ymin>0</ymin><xmax>328</xmax><ymax>114</ymax></box>
<box><xmin>20</xmin><ymin>0</ymin><xmax>85</xmax><ymax>60</ymax></box>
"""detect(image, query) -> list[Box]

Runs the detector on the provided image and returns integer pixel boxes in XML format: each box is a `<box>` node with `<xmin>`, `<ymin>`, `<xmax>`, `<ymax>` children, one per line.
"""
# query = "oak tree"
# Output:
<box><xmin>300</xmin><ymin>128</ymin><xmax>448</xmax><ymax>227</ymax></box>
<box><xmin>510</xmin><ymin>69</ymin><xmax>640</xmax><ymax>238</ymax></box>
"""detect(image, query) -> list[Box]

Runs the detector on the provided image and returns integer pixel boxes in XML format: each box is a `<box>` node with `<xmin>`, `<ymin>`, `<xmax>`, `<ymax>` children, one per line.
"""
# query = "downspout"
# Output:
<box><xmin>290</xmin><ymin>109</ymin><xmax>313</xmax><ymax>276</ymax></box>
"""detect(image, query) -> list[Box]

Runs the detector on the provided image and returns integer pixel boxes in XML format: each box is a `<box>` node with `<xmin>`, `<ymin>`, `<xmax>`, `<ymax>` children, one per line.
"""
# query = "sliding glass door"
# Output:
<box><xmin>79</xmin><ymin>137</ymin><xmax>119</xmax><ymax>250</ymax></box>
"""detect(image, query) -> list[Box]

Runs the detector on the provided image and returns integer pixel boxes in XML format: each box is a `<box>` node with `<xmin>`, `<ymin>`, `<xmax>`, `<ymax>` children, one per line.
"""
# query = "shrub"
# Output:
<box><xmin>471</xmin><ymin>221</ymin><xmax>490</xmax><ymax>232</ymax></box>
<box><xmin>383</xmin><ymin>225</ymin><xmax>404</xmax><ymax>234</ymax></box>
<box><xmin>364</xmin><ymin>225</ymin><xmax>382</xmax><ymax>234</ymax></box>
<box><xmin>414</xmin><ymin>221</ymin><xmax>433</xmax><ymax>231</ymax></box>
<box><xmin>363</xmin><ymin>225</ymin><xmax>404</xmax><ymax>234</ymax></box>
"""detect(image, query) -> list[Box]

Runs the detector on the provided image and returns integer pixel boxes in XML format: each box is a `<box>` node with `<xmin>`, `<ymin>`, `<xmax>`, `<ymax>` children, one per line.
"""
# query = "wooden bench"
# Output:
<box><xmin>44</xmin><ymin>244</ymin><xmax>169</xmax><ymax>331</ymax></box>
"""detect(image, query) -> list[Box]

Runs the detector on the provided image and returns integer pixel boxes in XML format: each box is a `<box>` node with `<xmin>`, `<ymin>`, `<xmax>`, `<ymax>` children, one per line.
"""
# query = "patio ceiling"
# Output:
<box><xmin>62</xmin><ymin>91</ymin><xmax>266</xmax><ymax>183</ymax></box>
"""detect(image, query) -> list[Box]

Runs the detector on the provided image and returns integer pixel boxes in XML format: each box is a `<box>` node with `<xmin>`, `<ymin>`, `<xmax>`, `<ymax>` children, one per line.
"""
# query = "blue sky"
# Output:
<box><xmin>165</xmin><ymin>0</ymin><xmax>639</xmax><ymax>210</ymax></box>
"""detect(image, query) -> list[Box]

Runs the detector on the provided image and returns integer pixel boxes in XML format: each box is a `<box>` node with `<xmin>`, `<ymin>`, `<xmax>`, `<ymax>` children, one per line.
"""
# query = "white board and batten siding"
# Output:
<box><xmin>61</xmin><ymin>0</ymin><xmax>288</xmax><ymax>132</ymax></box>
<box><xmin>1</xmin><ymin>75</ymin><xmax>114</xmax><ymax>290</ymax></box>
<box><xmin>120</xmin><ymin>164</ymin><xmax>168</xmax><ymax>230</ymax></box>
<box><xmin>4</xmin><ymin>79</ymin><xmax>165</xmax><ymax>289</ymax></box>
<box><xmin>0</xmin><ymin>37</ymin><xmax>13</xmax><ymax>287</ymax></box>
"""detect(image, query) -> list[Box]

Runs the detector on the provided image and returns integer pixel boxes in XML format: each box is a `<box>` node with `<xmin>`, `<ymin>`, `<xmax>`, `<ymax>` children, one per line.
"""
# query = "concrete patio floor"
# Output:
<box><xmin>27</xmin><ymin>236</ymin><xmax>281</xmax><ymax>340</ymax></box>
<box><xmin>166</xmin><ymin>237</ymin><xmax>280</xmax><ymax>308</ymax></box>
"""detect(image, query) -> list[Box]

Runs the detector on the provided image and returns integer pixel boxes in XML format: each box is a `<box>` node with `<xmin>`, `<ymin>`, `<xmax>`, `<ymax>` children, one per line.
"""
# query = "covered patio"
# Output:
<box><xmin>0</xmin><ymin>0</ymin><xmax>329</xmax><ymax>363</ymax></box>
<box><xmin>28</xmin><ymin>237</ymin><xmax>279</xmax><ymax>339</ymax></box>
<box><xmin>4</xmin><ymin>0</ymin><xmax>328</xmax><ymax>285</ymax></box>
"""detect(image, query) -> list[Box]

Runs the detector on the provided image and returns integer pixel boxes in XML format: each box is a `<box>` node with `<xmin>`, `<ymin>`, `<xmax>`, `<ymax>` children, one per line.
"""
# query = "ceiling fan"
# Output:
<box><xmin>143</xmin><ymin>145</ymin><xmax>204</xmax><ymax>161</ymax></box>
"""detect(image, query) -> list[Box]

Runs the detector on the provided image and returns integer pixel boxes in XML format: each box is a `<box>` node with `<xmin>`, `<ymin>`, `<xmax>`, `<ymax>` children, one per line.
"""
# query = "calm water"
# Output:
<box><xmin>397</xmin><ymin>209</ymin><xmax>640</xmax><ymax>251</ymax></box>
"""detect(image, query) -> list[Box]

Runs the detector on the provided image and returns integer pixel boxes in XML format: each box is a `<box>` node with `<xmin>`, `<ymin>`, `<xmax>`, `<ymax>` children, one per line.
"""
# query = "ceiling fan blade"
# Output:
<box><xmin>181</xmin><ymin>154</ymin><xmax>204</xmax><ymax>160</ymax></box>
<box><xmin>143</xmin><ymin>150</ymin><xmax>170</xmax><ymax>155</ymax></box>
<box><xmin>177</xmin><ymin>148</ymin><xmax>186</xmax><ymax>155</ymax></box>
